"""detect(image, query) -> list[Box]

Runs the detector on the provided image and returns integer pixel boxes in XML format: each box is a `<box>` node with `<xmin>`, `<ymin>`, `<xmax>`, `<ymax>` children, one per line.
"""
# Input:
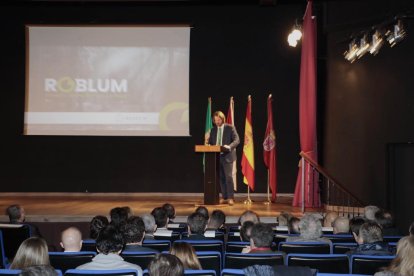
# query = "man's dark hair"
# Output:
<box><xmin>375</xmin><ymin>209</ymin><xmax>394</xmax><ymax>229</ymax></box>
<box><xmin>288</xmin><ymin>217</ymin><xmax>300</xmax><ymax>234</ymax></box>
<box><xmin>90</xmin><ymin>215</ymin><xmax>109</xmax><ymax>239</ymax></box>
<box><xmin>350</xmin><ymin>216</ymin><xmax>366</xmax><ymax>236</ymax></box>
<box><xmin>359</xmin><ymin>222</ymin><xmax>383</xmax><ymax>244</ymax></box>
<box><xmin>120</xmin><ymin>216</ymin><xmax>145</xmax><ymax>244</ymax></box>
<box><xmin>6</xmin><ymin>204</ymin><xmax>23</xmax><ymax>223</ymax></box>
<box><xmin>148</xmin><ymin>253</ymin><xmax>184</xmax><ymax>276</ymax></box>
<box><xmin>250</xmin><ymin>223</ymin><xmax>274</xmax><ymax>248</ymax></box>
<box><xmin>209</xmin><ymin>210</ymin><xmax>226</xmax><ymax>229</ymax></box>
<box><xmin>151</xmin><ymin>207</ymin><xmax>168</xmax><ymax>228</ymax></box>
<box><xmin>96</xmin><ymin>225</ymin><xmax>124</xmax><ymax>254</ymax></box>
<box><xmin>187</xmin><ymin>212</ymin><xmax>207</xmax><ymax>235</ymax></box>
<box><xmin>19</xmin><ymin>265</ymin><xmax>58</xmax><ymax>276</ymax></box>
<box><xmin>195</xmin><ymin>206</ymin><xmax>209</xmax><ymax>220</ymax></box>
<box><xmin>110</xmin><ymin>207</ymin><xmax>129</xmax><ymax>227</ymax></box>
<box><xmin>162</xmin><ymin>203</ymin><xmax>176</xmax><ymax>220</ymax></box>
<box><xmin>240</xmin><ymin>221</ymin><xmax>255</xmax><ymax>242</ymax></box>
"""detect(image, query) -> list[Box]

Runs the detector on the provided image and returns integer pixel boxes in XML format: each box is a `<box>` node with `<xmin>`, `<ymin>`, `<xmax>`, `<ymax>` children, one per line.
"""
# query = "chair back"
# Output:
<box><xmin>196</xmin><ymin>251</ymin><xmax>221</xmax><ymax>275</ymax></box>
<box><xmin>184</xmin><ymin>269</ymin><xmax>216</xmax><ymax>276</ymax></box>
<box><xmin>351</xmin><ymin>254</ymin><xmax>395</xmax><ymax>275</ymax></box>
<box><xmin>225</xmin><ymin>242</ymin><xmax>249</xmax><ymax>253</ymax></box>
<box><xmin>322</xmin><ymin>234</ymin><xmax>355</xmax><ymax>243</ymax></box>
<box><xmin>154</xmin><ymin>232</ymin><xmax>181</xmax><ymax>242</ymax></box>
<box><xmin>224</xmin><ymin>252</ymin><xmax>285</xmax><ymax>269</ymax></box>
<box><xmin>220</xmin><ymin>269</ymin><xmax>245</xmax><ymax>276</ymax></box>
<box><xmin>80</xmin><ymin>240</ymin><xmax>97</xmax><ymax>252</ymax></box>
<box><xmin>0</xmin><ymin>224</ymin><xmax>31</xmax><ymax>259</ymax></box>
<box><xmin>332</xmin><ymin>243</ymin><xmax>358</xmax><ymax>254</ymax></box>
<box><xmin>142</xmin><ymin>240</ymin><xmax>171</xmax><ymax>252</ymax></box>
<box><xmin>174</xmin><ymin>240</ymin><xmax>224</xmax><ymax>255</ymax></box>
<box><xmin>49</xmin><ymin>251</ymin><xmax>96</xmax><ymax>273</ymax></box>
<box><xmin>286</xmin><ymin>254</ymin><xmax>350</xmax><ymax>273</ymax></box>
<box><xmin>64</xmin><ymin>269</ymin><xmax>139</xmax><ymax>276</ymax></box>
<box><xmin>120</xmin><ymin>252</ymin><xmax>157</xmax><ymax>270</ymax></box>
<box><xmin>279</xmin><ymin>242</ymin><xmax>332</xmax><ymax>254</ymax></box>
<box><xmin>0</xmin><ymin>231</ymin><xmax>7</xmax><ymax>269</ymax></box>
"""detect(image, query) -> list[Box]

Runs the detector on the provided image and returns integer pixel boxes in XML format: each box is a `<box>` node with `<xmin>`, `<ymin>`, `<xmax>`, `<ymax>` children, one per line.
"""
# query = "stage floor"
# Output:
<box><xmin>0</xmin><ymin>193</ymin><xmax>322</xmax><ymax>223</ymax></box>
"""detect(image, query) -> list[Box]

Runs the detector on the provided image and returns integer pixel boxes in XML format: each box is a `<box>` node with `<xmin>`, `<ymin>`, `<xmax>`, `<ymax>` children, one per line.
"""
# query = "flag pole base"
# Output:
<box><xmin>243</xmin><ymin>198</ymin><xmax>252</xmax><ymax>205</ymax></box>
<box><xmin>263</xmin><ymin>200</ymin><xmax>271</xmax><ymax>205</ymax></box>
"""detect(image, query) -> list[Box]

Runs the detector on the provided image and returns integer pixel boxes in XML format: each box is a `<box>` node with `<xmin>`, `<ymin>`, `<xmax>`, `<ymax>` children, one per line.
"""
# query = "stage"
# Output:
<box><xmin>0</xmin><ymin>193</ymin><xmax>322</xmax><ymax>223</ymax></box>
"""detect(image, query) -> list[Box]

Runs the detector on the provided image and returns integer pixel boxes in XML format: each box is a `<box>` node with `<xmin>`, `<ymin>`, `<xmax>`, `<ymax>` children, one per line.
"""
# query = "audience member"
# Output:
<box><xmin>170</xmin><ymin>242</ymin><xmax>202</xmax><ymax>270</ymax></box>
<box><xmin>207</xmin><ymin>210</ymin><xmax>226</xmax><ymax>231</ymax></box>
<box><xmin>350</xmin><ymin>216</ymin><xmax>366</xmax><ymax>240</ymax></box>
<box><xmin>288</xmin><ymin>217</ymin><xmax>300</xmax><ymax>234</ymax></box>
<box><xmin>323</xmin><ymin>211</ymin><xmax>338</xmax><ymax>228</ymax></box>
<box><xmin>238</xmin><ymin>210</ymin><xmax>260</xmax><ymax>225</ymax></box>
<box><xmin>162</xmin><ymin>203</ymin><xmax>176</xmax><ymax>223</ymax></box>
<box><xmin>286</xmin><ymin>214</ymin><xmax>331</xmax><ymax>243</ymax></box>
<box><xmin>195</xmin><ymin>206</ymin><xmax>209</xmax><ymax>220</ymax></box>
<box><xmin>375</xmin><ymin>235</ymin><xmax>414</xmax><ymax>276</ymax></box>
<box><xmin>142</xmin><ymin>214</ymin><xmax>157</xmax><ymax>240</ymax></box>
<box><xmin>410</xmin><ymin>222</ymin><xmax>414</xmax><ymax>236</ymax></box>
<box><xmin>375</xmin><ymin>209</ymin><xmax>400</xmax><ymax>236</ymax></box>
<box><xmin>76</xmin><ymin>225</ymin><xmax>142</xmax><ymax>274</ymax></box>
<box><xmin>148</xmin><ymin>253</ymin><xmax>184</xmax><ymax>276</ymax></box>
<box><xmin>60</xmin><ymin>227</ymin><xmax>82</xmax><ymax>252</ymax></box>
<box><xmin>89</xmin><ymin>215</ymin><xmax>109</xmax><ymax>239</ymax></box>
<box><xmin>240</xmin><ymin>221</ymin><xmax>255</xmax><ymax>242</ymax></box>
<box><xmin>18</xmin><ymin>265</ymin><xmax>58</xmax><ymax>276</ymax></box>
<box><xmin>183</xmin><ymin>212</ymin><xmax>208</xmax><ymax>240</ymax></box>
<box><xmin>6</xmin><ymin>204</ymin><xmax>41</xmax><ymax>237</ymax></box>
<box><xmin>151</xmin><ymin>207</ymin><xmax>169</xmax><ymax>229</ymax></box>
<box><xmin>242</xmin><ymin>223</ymin><xmax>275</xmax><ymax>254</ymax></box>
<box><xmin>333</xmin><ymin>216</ymin><xmax>350</xmax><ymax>234</ymax></box>
<box><xmin>110</xmin><ymin>207</ymin><xmax>129</xmax><ymax>228</ymax></box>
<box><xmin>277</xmin><ymin>212</ymin><xmax>291</xmax><ymax>226</ymax></box>
<box><xmin>10</xmin><ymin>237</ymin><xmax>50</xmax><ymax>269</ymax></box>
<box><xmin>364</xmin><ymin>205</ymin><xmax>380</xmax><ymax>221</ymax></box>
<box><xmin>121</xmin><ymin>206</ymin><xmax>133</xmax><ymax>218</ymax></box>
<box><xmin>347</xmin><ymin>221</ymin><xmax>393</xmax><ymax>256</ymax></box>
<box><xmin>121</xmin><ymin>216</ymin><xmax>158</xmax><ymax>253</ymax></box>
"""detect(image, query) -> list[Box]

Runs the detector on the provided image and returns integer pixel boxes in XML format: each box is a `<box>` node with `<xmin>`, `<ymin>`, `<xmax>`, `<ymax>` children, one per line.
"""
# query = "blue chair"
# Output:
<box><xmin>142</xmin><ymin>240</ymin><xmax>171</xmax><ymax>252</ymax></box>
<box><xmin>322</xmin><ymin>234</ymin><xmax>355</xmax><ymax>243</ymax></box>
<box><xmin>351</xmin><ymin>255</ymin><xmax>395</xmax><ymax>275</ymax></box>
<box><xmin>0</xmin><ymin>231</ymin><xmax>8</xmax><ymax>269</ymax></box>
<box><xmin>383</xmin><ymin>236</ymin><xmax>403</xmax><ymax>243</ymax></box>
<box><xmin>0</xmin><ymin>224</ymin><xmax>31</xmax><ymax>260</ymax></box>
<box><xmin>0</xmin><ymin>269</ymin><xmax>21</xmax><ymax>275</ymax></box>
<box><xmin>228</xmin><ymin>226</ymin><xmax>240</xmax><ymax>233</ymax></box>
<box><xmin>49</xmin><ymin>251</ymin><xmax>96</xmax><ymax>273</ymax></box>
<box><xmin>120</xmin><ymin>251</ymin><xmax>157</xmax><ymax>270</ymax></box>
<box><xmin>225</xmin><ymin>242</ymin><xmax>249</xmax><ymax>253</ymax></box>
<box><xmin>196</xmin><ymin>251</ymin><xmax>221</xmax><ymax>275</ymax></box>
<box><xmin>286</xmin><ymin>254</ymin><xmax>350</xmax><ymax>273</ymax></box>
<box><xmin>224</xmin><ymin>252</ymin><xmax>285</xmax><ymax>269</ymax></box>
<box><xmin>227</xmin><ymin>232</ymin><xmax>241</xmax><ymax>242</ymax></box>
<box><xmin>332</xmin><ymin>243</ymin><xmax>358</xmax><ymax>254</ymax></box>
<box><xmin>80</xmin><ymin>240</ymin><xmax>96</xmax><ymax>252</ymax></box>
<box><xmin>154</xmin><ymin>232</ymin><xmax>181</xmax><ymax>242</ymax></box>
<box><xmin>64</xmin><ymin>269</ymin><xmax>140</xmax><ymax>276</ymax></box>
<box><xmin>279</xmin><ymin>241</ymin><xmax>332</xmax><ymax>254</ymax></box>
<box><xmin>182</xmin><ymin>232</ymin><xmax>225</xmax><ymax>242</ymax></box>
<box><xmin>273</xmin><ymin>234</ymin><xmax>299</xmax><ymax>245</ymax></box>
<box><xmin>174</xmin><ymin>240</ymin><xmax>224</xmax><ymax>255</ymax></box>
<box><xmin>220</xmin><ymin>269</ymin><xmax>245</xmax><ymax>276</ymax></box>
<box><xmin>184</xmin><ymin>269</ymin><xmax>216</xmax><ymax>276</ymax></box>
<box><xmin>317</xmin><ymin>274</ymin><xmax>369</xmax><ymax>276</ymax></box>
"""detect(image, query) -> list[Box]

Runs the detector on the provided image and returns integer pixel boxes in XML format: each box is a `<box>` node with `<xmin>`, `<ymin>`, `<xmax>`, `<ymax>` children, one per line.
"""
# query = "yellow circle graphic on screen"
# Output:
<box><xmin>57</xmin><ymin>77</ymin><xmax>75</xmax><ymax>93</ymax></box>
<box><xmin>159</xmin><ymin>102</ymin><xmax>189</xmax><ymax>130</ymax></box>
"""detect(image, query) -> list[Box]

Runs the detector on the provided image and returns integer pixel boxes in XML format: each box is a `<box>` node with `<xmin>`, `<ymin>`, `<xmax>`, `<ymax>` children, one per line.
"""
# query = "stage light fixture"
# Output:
<box><xmin>356</xmin><ymin>34</ymin><xmax>370</xmax><ymax>58</ymax></box>
<box><xmin>344</xmin><ymin>39</ymin><xmax>359</xmax><ymax>63</ymax></box>
<box><xmin>369</xmin><ymin>30</ymin><xmax>384</xmax><ymax>55</ymax></box>
<box><xmin>287</xmin><ymin>22</ymin><xmax>302</xmax><ymax>47</ymax></box>
<box><xmin>386</xmin><ymin>19</ymin><xmax>406</xmax><ymax>47</ymax></box>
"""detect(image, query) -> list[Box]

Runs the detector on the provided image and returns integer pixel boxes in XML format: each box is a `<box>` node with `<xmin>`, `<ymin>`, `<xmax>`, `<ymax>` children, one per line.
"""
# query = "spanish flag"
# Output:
<box><xmin>241</xmin><ymin>95</ymin><xmax>255</xmax><ymax>191</ymax></box>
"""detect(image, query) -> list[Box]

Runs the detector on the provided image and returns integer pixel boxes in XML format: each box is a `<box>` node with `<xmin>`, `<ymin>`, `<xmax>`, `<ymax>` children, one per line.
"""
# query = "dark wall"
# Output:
<box><xmin>0</xmin><ymin>3</ymin><xmax>303</xmax><ymax>193</ymax></box>
<box><xmin>322</xmin><ymin>0</ymin><xmax>414</xmax><ymax>206</ymax></box>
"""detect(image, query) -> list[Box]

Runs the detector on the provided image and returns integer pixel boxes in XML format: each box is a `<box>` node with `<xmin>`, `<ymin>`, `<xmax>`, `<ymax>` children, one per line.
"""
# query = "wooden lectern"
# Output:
<box><xmin>195</xmin><ymin>145</ymin><xmax>222</xmax><ymax>205</ymax></box>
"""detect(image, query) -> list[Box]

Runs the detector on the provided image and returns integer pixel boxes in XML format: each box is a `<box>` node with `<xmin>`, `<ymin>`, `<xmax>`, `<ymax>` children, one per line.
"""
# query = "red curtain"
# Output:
<box><xmin>293</xmin><ymin>0</ymin><xmax>321</xmax><ymax>208</ymax></box>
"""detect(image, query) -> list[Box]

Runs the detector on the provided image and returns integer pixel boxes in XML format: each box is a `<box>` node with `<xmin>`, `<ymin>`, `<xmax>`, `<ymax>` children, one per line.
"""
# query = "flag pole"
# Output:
<box><xmin>264</xmin><ymin>169</ymin><xmax>271</xmax><ymax>205</ymax></box>
<box><xmin>244</xmin><ymin>185</ymin><xmax>252</xmax><ymax>205</ymax></box>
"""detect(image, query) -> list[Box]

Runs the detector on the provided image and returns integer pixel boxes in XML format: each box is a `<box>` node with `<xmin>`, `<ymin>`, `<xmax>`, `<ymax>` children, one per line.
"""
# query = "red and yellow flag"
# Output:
<box><xmin>241</xmin><ymin>95</ymin><xmax>255</xmax><ymax>191</ymax></box>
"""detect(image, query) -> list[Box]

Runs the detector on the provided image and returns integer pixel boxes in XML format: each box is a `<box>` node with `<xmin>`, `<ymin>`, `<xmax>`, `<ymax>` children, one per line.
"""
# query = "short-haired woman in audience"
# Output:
<box><xmin>10</xmin><ymin>237</ymin><xmax>50</xmax><ymax>269</ymax></box>
<box><xmin>170</xmin><ymin>242</ymin><xmax>202</xmax><ymax>270</ymax></box>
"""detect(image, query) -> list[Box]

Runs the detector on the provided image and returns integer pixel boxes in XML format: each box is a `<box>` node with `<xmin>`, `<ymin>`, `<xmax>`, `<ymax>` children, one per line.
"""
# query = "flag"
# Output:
<box><xmin>241</xmin><ymin>95</ymin><xmax>255</xmax><ymax>191</ymax></box>
<box><xmin>263</xmin><ymin>94</ymin><xmax>277</xmax><ymax>201</ymax></box>
<box><xmin>226</xmin><ymin>97</ymin><xmax>237</xmax><ymax>191</ymax></box>
<box><xmin>203</xmin><ymin>97</ymin><xmax>213</xmax><ymax>172</ymax></box>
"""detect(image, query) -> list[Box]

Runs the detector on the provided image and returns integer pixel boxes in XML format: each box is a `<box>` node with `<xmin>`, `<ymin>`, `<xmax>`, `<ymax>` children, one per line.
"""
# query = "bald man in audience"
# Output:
<box><xmin>323</xmin><ymin>211</ymin><xmax>339</xmax><ymax>228</ymax></box>
<box><xmin>60</xmin><ymin>227</ymin><xmax>83</xmax><ymax>252</ymax></box>
<box><xmin>333</xmin><ymin>217</ymin><xmax>350</xmax><ymax>234</ymax></box>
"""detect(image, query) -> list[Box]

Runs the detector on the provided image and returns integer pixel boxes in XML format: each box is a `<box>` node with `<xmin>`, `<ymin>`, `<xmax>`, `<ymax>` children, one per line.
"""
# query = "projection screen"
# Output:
<box><xmin>24</xmin><ymin>26</ymin><xmax>190</xmax><ymax>136</ymax></box>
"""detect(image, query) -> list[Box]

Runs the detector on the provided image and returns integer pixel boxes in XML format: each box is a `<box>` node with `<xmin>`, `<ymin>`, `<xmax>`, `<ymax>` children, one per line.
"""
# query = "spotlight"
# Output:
<box><xmin>369</xmin><ymin>30</ymin><xmax>384</xmax><ymax>55</ymax></box>
<box><xmin>344</xmin><ymin>39</ymin><xmax>359</xmax><ymax>63</ymax></box>
<box><xmin>356</xmin><ymin>34</ymin><xmax>370</xmax><ymax>58</ymax></box>
<box><xmin>386</xmin><ymin>19</ymin><xmax>406</xmax><ymax>47</ymax></box>
<box><xmin>287</xmin><ymin>23</ymin><xmax>302</xmax><ymax>47</ymax></box>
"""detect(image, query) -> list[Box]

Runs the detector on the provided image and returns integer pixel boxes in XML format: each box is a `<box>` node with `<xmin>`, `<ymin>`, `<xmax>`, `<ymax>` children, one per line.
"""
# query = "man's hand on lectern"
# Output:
<box><xmin>223</xmin><ymin>145</ymin><xmax>231</xmax><ymax>152</ymax></box>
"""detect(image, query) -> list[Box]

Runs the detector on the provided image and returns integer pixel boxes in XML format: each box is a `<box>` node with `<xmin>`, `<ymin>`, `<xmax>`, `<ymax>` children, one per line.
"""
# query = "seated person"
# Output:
<box><xmin>151</xmin><ymin>207</ymin><xmax>170</xmax><ymax>233</ymax></box>
<box><xmin>170</xmin><ymin>242</ymin><xmax>202</xmax><ymax>270</ymax></box>
<box><xmin>288</xmin><ymin>217</ymin><xmax>300</xmax><ymax>234</ymax></box>
<box><xmin>60</xmin><ymin>227</ymin><xmax>82</xmax><ymax>252</ymax></box>
<box><xmin>286</xmin><ymin>214</ymin><xmax>331</xmax><ymax>243</ymax></box>
<box><xmin>347</xmin><ymin>222</ymin><xmax>394</xmax><ymax>256</ymax></box>
<box><xmin>148</xmin><ymin>253</ymin><xmax>184</xmax><ymax>276</ymax></box>
<box><xmin>76</xmin><ymin>225</ymin><xmax>143</xmax><ymax>274</ymax></box>
<box><xmin>333</xmin><ymin>216</ymin><xmax>350</xmax><ymax>234</ymax></box>
<box><xmin>240</xmin><ymin>221</ymin><xmax>255</xmax><ymax>242</ymax></box>
<box><xmin>110</xmin><ymin>207</ymin><xmax>129</xmax><ymax>228</ymax></box>
<box><xmin>238</xmin><ymin>210</ymin><xmax>260</xmax><ymax>225</ymax></box>
<box><xmin>195</xmin><ymin>206</ymin><xmax>209</xmax><ymax>220</ymax></box>
<box><xmin>182</xmin><ymin>212</ymin><xmax>208</xmax><ymax>240</ymax></box>
<box><xmin>19</xmin><ymin>265</ymin><xmax>59</xmax><ymax>276</ymax></box>
<box><xmin>89</xmin><ymin>215</ymin><xmax>109</xmax><ymax>239</ymax></box>
<box><xmin>350</xmin><ymin>216</ymin><xmax>366</xmax><ymax>240</ymax></box>
<box><xmin>6</xmin><ymin>204</ymin><xmax>41</xmax><ymax>237</ymax></box>
<box><xmin>121</xmin><ymin>216</ymin><xmax>159</xmax><ymax>253</ymax></box>
<box><xmin>364</xmin><ymin>205</ymin><xmax>380</xmax><ymax>221</ymax></box>
<box><xmin>206</xmin><ymin>209</ymin><xmax>226</xmax><ymax>232</ymax></box>
<box><xmin>242</xmin><ymin>223</ymin><xmax>275</xmax><ymax>254</ymax></box>
<box><xmin>162</xmin><ymin>203</ymin><xmax>176</xmax><ymax>223</ymax></box>
<box><xmin>10</xmin><ymin>237</ymin><xmax>50</xmax><ymax>269</ymax></box>
<box><xmin>277</xmin><ymin>212</ymin><xmax>291</xmax><ymax>227</ymax></box>
<box><xmin>142</xmin><ymin>214</ymin><xmax>157</xmax><ymax>240</ymax></box>
<box><xmin>375</xmin><ymin>209</ymin><xmax>400</xmax><ymax>236</ymax></box>
<box><xmin>323</xmin><ymin>211</ymin><xmax>338</xmax><ymax>228</ymax></box>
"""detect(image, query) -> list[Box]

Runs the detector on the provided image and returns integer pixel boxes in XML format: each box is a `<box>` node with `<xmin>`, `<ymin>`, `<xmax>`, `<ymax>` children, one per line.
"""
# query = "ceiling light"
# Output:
<box><xmin>369</xmin><ymin>30</ymin><xmax>384</xmax><ymax>55</ymax></box>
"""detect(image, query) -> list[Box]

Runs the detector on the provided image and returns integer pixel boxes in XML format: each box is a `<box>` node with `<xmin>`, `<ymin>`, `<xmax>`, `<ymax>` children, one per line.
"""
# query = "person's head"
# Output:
<box><xmin>6</xmin><ymin>204</ymin><xmax>25</xmax><ymax>223</ymax></box>
<box><xmin>95</xmin><ymin>225</ymin><xmax>124</xmax><ymax>254</ymax></box>
<box><xmin>277</xmin><ymin>212</ymin><xmax>291</xmax><ymax>227</ymax></box>
<box><xmin>364</xmin><ymin>205</ymin><xmax>380</xmax><ymax>221</ymax></box>
<box><xmin>387</xmin><ymin>235</ymin><xmax>414</xmax><ymax>276</ymax></box>
<box><xmin>19</xmin><ymin>265</ymin><xmax>58</xmax><ymax>276</ymax></box>
<box><xmin>288</xmin><ymin>217</ymin><xmax>300</xmax><ymax>234</ymax></box>
<box><xmin>375</xmin><ymin>209</ymin><xmax>395</xmax><ymax>229</ymax></box>
<box><xmin>187</xmin><ymin>212</ymin><xmax>207</xmax><ymax>235</ymax></box>
<box><xmin>195</xmin><ymin>206</ymin><xmax>209</xmax><ymax>220</ymax></box>
<box><xmin>121</xmin><ymin>206</ymin><xmax>133</xmax><ymax>218</ymax></box>
<box><xmin>142</xmin><ymin>214</ymin><xmax>157</xmax><ymax>235</ymax></box>
<box><xmin>323</xmin><ymin>211</ymin><xmax>339</xmax><ymax>227</ymax></box>
<box><xmin>333</xmin><ymin>217</ymin><xmax>350</xmax><ymax>234</ymax></box>
<box><xmin>170</xmin><ymin>242</ymin><xmax>202</xmax><ymax>270</ymax></box>
<box><xmin>121</xmin><ymin>216</ymin><xmax>145</xmax><ymax>245</ymax></box>
<box><xmin>10</xmin><ymin>237</ymin><xmax>49</xmax><ymax>269</ymax></box>
<box><xmin>356</xmin><ymin>222</ymin><xmax>383</xmax><ymax>244</ymax></box>
<box><xmin>110</xmin><ymin>207</ymin><xmax>129</xmax><ymax>227</ymax></box>
<box><xmin>213</xmin><ymin>111</ymin><xmax>225</xmax><ymax>127</ymax></box>
<box><xmin>60</xmin><ymin>227</ymin><xmax>82</xmax><ymax>252</ymax></box>
<box><xmin>410</xmin><ymin>222</ymin><xmax>414</xmax><ymax>236</ymax></box>
<box><xmin>298</xmin><ymin>214</ymin><xmax>323</xmax><ymax>239</ymax></box>
<box><xmin>90</xmin><ymin>215</ymin><xmax>109</xmax><ymax>239</ymax></box>
<box><xmin>350</xmin><ymin>216</ymin><xmax>366</xmax><ymax>237</ymax></box>
<box><xmin>240</xmin><ymin>221</ymin><xmax>255</xmax><ymax>242</ymax></box>
<box><xmin>151</xmin><ymin>207</ymin><xmax>169</xmax><ymax>228</ymax></box>
<box><xmin>162</xmin><ymin>203</ymin><xmax>176</xmax><ymax>221</ymax></box>
<box><xmin>148</xmin><ymin>253</ymin><xmax>184</xmax><ymax>276</ymax></box>
<box><xmin>238</xmin><ymin>210</ymin><xmax>260</xmax><ymax>225</ymax></box>
<box><xmin>250</xmin><ymin>223</ymin><xmax>274</xmax><ymax>249</ymax></box>
<box><xmin>207</xmin><ymin>210</ymin><xmax>226</xmax><ymax>230</ymax></box>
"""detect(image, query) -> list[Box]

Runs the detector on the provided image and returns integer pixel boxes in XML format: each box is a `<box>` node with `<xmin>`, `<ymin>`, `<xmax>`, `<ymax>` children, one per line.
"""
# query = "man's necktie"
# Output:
<box><xmin>217</xmin><ymin>127</ymin><xmax>222</xmax><ymax>145</ymax></box>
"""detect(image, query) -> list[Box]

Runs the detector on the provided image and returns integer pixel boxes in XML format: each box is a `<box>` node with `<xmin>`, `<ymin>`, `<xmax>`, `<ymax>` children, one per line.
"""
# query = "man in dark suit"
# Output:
<box><xmin>208</xmin><ymin>111</ymin><xmax>240</xmax><ymax>205</ymax></box>
<box><xmin>182</xmin><ymin>213</ymin><xmax>209</xmax><ymax>240</ymax></box>
<box><xmin>121</xmin><ymin>216</ymin><xmax>159</xmax><ymax>253</ymax></box>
